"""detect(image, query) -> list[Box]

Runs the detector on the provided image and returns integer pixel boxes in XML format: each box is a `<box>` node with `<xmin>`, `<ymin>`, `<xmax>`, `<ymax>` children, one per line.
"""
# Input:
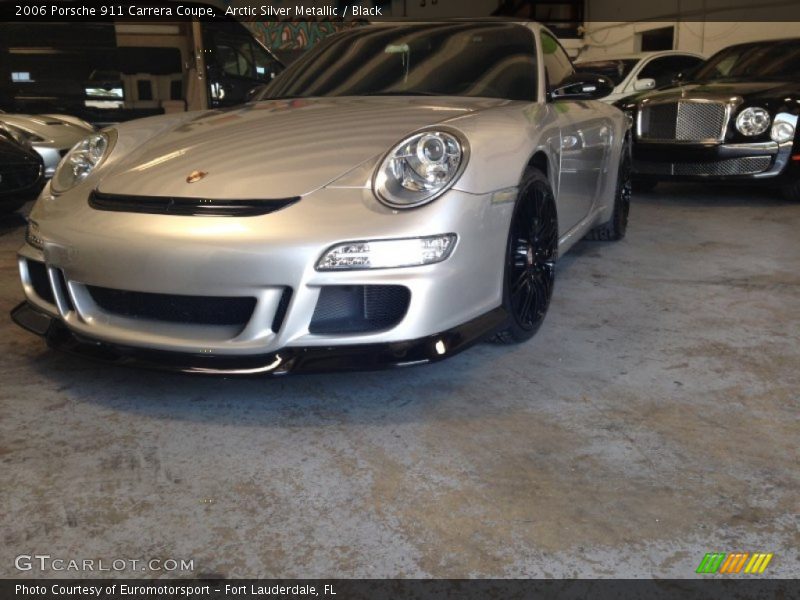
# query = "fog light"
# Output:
<box><xmin>771</xmin><ymin>120</ymin><xmax>795</xmax><ymax>143</ymax></box>
<box><xmin>317</xmin><ymin>234</ymin><xmax>457</xmax><ymax>271</ymax></box>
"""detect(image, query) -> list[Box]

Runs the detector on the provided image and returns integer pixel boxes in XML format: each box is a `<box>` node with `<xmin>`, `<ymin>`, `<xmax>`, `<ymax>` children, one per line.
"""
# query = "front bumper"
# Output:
<box><xmin>12</xmin><ymin>301</ymin><xmax>506</xmax><ymax>375</ymax></box>
<box><xmin>16</xmin><ymin>183</ymin><xmax>514</xmax><ymax>364</ymax></box>
<box><xmin>632</xmin><ymin>139</ymin><xmax>799</xmax><ymax>184</ymax></box>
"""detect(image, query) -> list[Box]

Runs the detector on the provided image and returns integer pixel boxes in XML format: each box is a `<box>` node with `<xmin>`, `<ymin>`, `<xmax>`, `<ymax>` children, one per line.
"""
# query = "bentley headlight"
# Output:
<box><xmin>52</xmin><ymin>131</ymin><xmax>114</xmax><ymax>193</ymax></box>
<box><xmin>770</xmin><ymin>119</ymin><xmax>795</xmax><ymax>143</ymax></box>
<box><xmin>374</xmin><ymin>130</ymin><xmax>467</xmax><ymax>208</ymax></box>
<box><xmin>735</xmin><ymin>107</ymin><xmax>770</xmax><ymax>137</ymax></box>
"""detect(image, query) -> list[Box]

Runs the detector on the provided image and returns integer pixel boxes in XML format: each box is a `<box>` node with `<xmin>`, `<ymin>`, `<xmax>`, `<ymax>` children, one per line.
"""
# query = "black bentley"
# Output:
<box><xmin>618</xmin><ymin>38</ymin><xmax>800</xmax><ymax>200</ymax></box>
<box><xmin>0</xmin><ymin>123</ymin><xmax>44</xmax><ymax>214</ymax></box>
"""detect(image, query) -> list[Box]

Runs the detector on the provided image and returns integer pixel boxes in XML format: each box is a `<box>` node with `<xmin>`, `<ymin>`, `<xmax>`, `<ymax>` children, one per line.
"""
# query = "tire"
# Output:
<box><xmin>781</xmin><ymin>181</ymin><xmax>800</xmax><ymax>202</ymax></box>
<box><xmin>586</xmin><ymin>138</ymin><xmax>632</xmax><ymax>241</ymax></box>
<box><xmin>632</xmin><ymin>180</ymin><xmax>657</xmax><ymax>193</ymax></box>
<box><xmin>490</xmin><ymin>167</ymin><xmax>558</xmax><ymax>345</ymax></box>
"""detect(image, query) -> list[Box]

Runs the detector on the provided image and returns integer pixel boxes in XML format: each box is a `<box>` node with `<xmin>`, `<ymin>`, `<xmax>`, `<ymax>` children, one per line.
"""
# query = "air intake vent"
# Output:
<box><xmin>309</xmin><ymin>285</ymin><xmax>410</xmax><ymax>334</ymax></box>
<box><xmin>90</xmin><ymin>191</ymin><xmax>300</xmax><ymax>217</ymax></box>
<box><xmin>87</xmin><ymin>286</ymin><xmax>256</xmax><ymax>327</ymax></box>
<box><xmin>27</xmin><ymin>260</ymin><xmax>54</xmax><ymax>304</ymax></box>
<box><xmin>271</xmin><ymin>288</ymin><xmax>293</xmax><ymax>334</ymax></box>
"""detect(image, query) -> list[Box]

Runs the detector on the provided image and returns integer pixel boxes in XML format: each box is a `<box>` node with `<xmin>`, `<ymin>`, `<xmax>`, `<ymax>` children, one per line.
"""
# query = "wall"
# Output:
<box><xmin>396</xmin><ymin>0</ymin><xmax>498</xmax><ymax>18</ymax></box>
<box><xmin>245</xmin><ymin>21</ymin><xmax>355</xmax><ymax>53</ymax></box>
<box><xmin>580</xmin><ymin>0</ymin><xmax>800</xmax><ymax>59</ymax></box>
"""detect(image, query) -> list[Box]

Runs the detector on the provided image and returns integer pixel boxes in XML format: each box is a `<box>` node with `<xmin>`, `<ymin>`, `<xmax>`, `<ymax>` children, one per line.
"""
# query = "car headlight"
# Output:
<box><xmin>373</xmin><ymin>130</ymin><xmax>467</xmax><ymax>209</ymax></box>
<box><xmin>770</xmin><ymin>119</ymin><xmax>795</xmax><ymax>143</ymax></box>
<box><xmin>317</xmin><ymin>234</ymin><xmax>457</xmax><ymax>271</ymax></box>
<box><xmin>51</xmin><ymin>130</ymin><xmax>115</xmax><ymax>194</ymax></box>
<box><xmin>735</xmin><ymin>107</ymin><xmax>770</xmax><ymax>137</ymax></box>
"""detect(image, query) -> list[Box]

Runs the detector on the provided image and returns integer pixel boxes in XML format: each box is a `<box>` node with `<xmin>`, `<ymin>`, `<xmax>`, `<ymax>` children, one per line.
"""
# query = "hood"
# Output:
<box><xmin>637</xmin><ymin>79</ymin><xmax>798</xmax><ymax>104</ymax></box>
<box><xmin>98</xmin><ymin>97</ymin><xmax>504</xmax><ymax>199</ymax></box>
<box><xmin>0</xmin><ymin>114</ymin><xmax>91</xmax><ymax>148</ymax></box>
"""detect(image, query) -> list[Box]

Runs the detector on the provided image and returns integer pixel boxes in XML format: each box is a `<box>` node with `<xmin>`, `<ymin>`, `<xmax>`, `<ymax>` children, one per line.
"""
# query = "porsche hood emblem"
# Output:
<box><xmin>186</xmin><ymin>170</ymin><xmax>207</xmax><ymax>183</ymax></box>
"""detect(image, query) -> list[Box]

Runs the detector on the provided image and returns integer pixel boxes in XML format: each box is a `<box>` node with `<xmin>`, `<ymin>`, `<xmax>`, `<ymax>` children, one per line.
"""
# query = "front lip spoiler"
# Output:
<box><xmin>11</xmin><ymin>301</ymin><xmax>507</xmax><ymax>376</ymax></box>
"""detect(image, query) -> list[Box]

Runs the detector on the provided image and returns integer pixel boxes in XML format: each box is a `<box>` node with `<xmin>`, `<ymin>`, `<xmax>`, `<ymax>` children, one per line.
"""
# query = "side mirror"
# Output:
<box><xmin>550</xmin><ymin>73</ymin><xmax>615</xmax><ymax>101</ymax></box>
<box><xmin>633</xmin><ymin>77</ymin><xmax>656</xmax><ymax>91</ymax></box>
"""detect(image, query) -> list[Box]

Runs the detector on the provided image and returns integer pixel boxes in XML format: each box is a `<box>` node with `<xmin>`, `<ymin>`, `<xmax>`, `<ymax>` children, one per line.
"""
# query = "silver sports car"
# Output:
<box><xmin>12</xmin><ymin>22</ymin><xmax>630</xmax><ymax>375</ymax></box>
<box><xmin>0</xmin><ymin>112</ymin><xmax>95</xmax><ymax>177</ymax></box>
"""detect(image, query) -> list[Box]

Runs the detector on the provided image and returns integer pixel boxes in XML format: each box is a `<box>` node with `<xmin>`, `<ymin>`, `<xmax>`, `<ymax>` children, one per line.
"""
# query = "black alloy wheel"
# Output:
<box><xmin>491</xmin><ymin>168</ymin><xmax>558</xmax><ymax>344</ymax></box>
<box><xmin>586</xmin><ymin>137</ymin><xmax>632</xmax><ymax>241</ymax></box>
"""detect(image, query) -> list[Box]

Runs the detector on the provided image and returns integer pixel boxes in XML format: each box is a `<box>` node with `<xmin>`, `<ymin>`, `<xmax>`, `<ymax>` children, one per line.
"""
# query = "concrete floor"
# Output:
<box><xmin>1</xmin><ymin>184</ymin><xmax>798</xmax><ymax>579</ymax></box>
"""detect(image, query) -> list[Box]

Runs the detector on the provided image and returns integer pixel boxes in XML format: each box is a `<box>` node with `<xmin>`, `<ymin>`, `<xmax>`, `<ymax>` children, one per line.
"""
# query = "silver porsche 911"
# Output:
<box><xmin>12</xmin><ymin>22</ymin><xmax>630</xmax><ymax>375</ymax></box>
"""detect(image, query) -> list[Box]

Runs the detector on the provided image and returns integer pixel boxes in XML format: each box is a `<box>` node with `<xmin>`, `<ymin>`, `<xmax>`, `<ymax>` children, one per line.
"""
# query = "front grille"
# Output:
<box><xmin>90</xmin><ymin>191</ymin><xmax>300</xmax><ymax>217</ymax></box>
<box><xmin>87</xmin><ymin>285</ymin><xmax>257</xmax><ymax>327</ymax></box>
<box><xmin>641</xmin><ymin>103</ymin><xmax>678</xmax><ymax>139</ymax></box>
<box><xmin>0</xmin><ymin>163</ymin><xmax>41</xmax><ymax>193</ymax></box>
<box><xmin>640</xmin><ymin>101</ymin><xmax>727</xmax><ymax>142</ymax></box>
<box><xmin>634</xmin><ymin>156</ymin><xmax>772</xmax><ymax>177</ymax></box>
<box><xmin>635</xmin><ymin>161</ymin><xmax>671</xmax><ymax>176</ymax></box>
<box><xmin>27</xmin><ymin>260</ymin><xmax>55</xmax><ymax>304</ymax></box>
<box><xmin>309</xmin><ymin>285</ymin><xmax>410</xmax><ymax>334</ymax></box>
<box><xmin>271</xmin><ymin>288</ymin><xmax>293</xmax><ymax>334</ymax></box>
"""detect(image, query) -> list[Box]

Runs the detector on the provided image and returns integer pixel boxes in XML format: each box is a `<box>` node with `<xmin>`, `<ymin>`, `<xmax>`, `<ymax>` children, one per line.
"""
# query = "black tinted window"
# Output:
<box><xmin>206</xmin><ymin>23</ymin><xmax>282</xmax><ymax>81</ymax></box>
<box><xmin>639</xmin><ymin>55</ymin><xmax>703</xmax><ymax>86</ymax></box>
<box><xmin>260</xmin><ymin>24</ymin><xmax>538</xmax><ymax>101</ymax></box>
<box><xmin>693</xmin><ymin>40</ymin><xmax>800</xmax><ymax>81</ymax></box>
<box><xmin>575</xmin><ymin>59</ymin><xmax>638</xmax><ymax>85</ymax></box>
<box><xmin>541</xmin><ymin>31</ymin><xmax>574</xmax><ymax>88</ymax></box>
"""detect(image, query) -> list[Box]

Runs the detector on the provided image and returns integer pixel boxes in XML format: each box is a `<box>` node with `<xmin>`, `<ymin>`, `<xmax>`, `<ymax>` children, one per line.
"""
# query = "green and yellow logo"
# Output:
<box><xmin>696</xmin><ymin>552</ymin><xmax>773</xmax><ymax>574</ymax></box>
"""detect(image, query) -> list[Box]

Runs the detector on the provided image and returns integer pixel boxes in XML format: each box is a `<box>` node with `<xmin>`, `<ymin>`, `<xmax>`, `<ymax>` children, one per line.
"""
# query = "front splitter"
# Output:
<box><xmin>11</xmin><ymin>301</ymin><xmax>507</xmax><ymax>376</ymax></box>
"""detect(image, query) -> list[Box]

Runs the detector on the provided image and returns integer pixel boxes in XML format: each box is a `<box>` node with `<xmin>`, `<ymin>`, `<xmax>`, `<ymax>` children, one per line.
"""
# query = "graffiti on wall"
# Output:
<box><xmin>246</xmin><ymin>20</ymin><xmax>358</xmax><ymax>52</ymax></box>
<box><xmin>220</xmin><ymin>0</ymin><xmax>376</xmax><ymax>53</ymax></box>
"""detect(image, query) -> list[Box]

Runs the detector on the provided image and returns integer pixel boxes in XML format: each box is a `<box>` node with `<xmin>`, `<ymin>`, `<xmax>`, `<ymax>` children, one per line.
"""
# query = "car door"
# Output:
<box><xmin>541</xmin><ymin>31</ymin><xmax>611</xmax><ymax>236</ymax></box>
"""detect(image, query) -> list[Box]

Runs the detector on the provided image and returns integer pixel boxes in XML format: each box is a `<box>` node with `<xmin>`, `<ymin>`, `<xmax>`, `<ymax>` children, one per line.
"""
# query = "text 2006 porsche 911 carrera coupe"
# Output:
<box><xmin>12</xmin><ymin>22</ymin><xmax>630</xmax><ymax>375</ymax></box>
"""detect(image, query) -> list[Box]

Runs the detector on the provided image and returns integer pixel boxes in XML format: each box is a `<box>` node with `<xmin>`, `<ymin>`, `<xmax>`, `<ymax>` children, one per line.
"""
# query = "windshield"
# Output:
<box><xmin>692</xmin><ymin>39</ymin><xmax>800</xmax><ymax>81</ymax></box>
<box><xmin>257</xmin><ymin>23</ymin><xmax>538</xmax><ymax>101</ymax></box>
<box><xmin>575</xmin><ymin>59</ymin><xmax>638</xmax><ymax>86</ymax></box>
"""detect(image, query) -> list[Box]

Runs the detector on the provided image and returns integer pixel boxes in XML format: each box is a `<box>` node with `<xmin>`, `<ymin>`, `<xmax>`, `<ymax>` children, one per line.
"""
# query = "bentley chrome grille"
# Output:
<box><xmin>639</xmin><ymin>100</ymin><xmax>728</xmax><ymax>142</ymax></box>
<box><xmin>633</xmin><ymin>156</ymin><xmax>772</xmax><ymax>177</ymax></box>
